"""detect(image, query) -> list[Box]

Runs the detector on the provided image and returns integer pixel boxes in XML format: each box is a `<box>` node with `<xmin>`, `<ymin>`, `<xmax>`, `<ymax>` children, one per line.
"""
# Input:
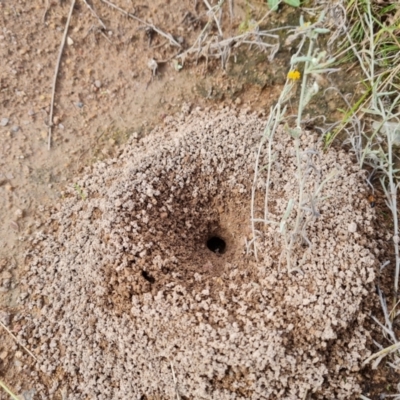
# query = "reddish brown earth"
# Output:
<box><xmin>0</xmin><ymin>1</ymin><xmax>399</xmax><ymax>399</ymax></box>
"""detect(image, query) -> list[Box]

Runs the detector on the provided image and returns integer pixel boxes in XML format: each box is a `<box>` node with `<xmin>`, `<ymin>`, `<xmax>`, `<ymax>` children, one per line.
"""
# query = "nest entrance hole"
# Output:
<box><xmin>207</xmin><ymin>236</ymin><xmax>226</xmax><ymax>254</ymax></box>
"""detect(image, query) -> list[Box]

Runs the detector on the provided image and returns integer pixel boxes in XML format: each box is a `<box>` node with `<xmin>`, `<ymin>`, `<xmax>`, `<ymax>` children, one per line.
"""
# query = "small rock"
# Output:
<box><xmin>2</xmin><ymin>271</ymin><xmax>12</xmax><ymax>280</ymax></box>
<box><xmin>10</xmin><ymin>221</ymin><xmax>19</xmax><ymax>231</ymax></box>
<box><xmin>348</xmin><ymin>222</ymin><xmax>357</xmax><ymax>233</ymax></box>
<box><xmin>11</xmin><ymin>125</ymin><xmax>20</xmax><ymax>133</ymax></box>
<box><xmin>67</xmin><ymin>36</ymin><xmax>74</xmax><ymax>46</ymax></box>
<box><xmin>0</xmin><ymin>117</ymin><xmax>9</xmax><ymax>126</ymax></box>
<box><xmin>0</xmin><ymin>311</ymin><xmax>10</xmax><ymax>326</ymax></box>
<box><xmin>94</xmin><ymin>80</ymin><xmax>102</xmax><ymax>88</ymax></box>
<box><xmin>2</xmin><ymin>278</ymin><xmax>11</xmax><ymax>289</ymax></box>
<box><xmin>0</xmin><ymin>351</ymin><xmax>8</xmax><ymax>360</ymax></box>
<box><xmin>15</xmin><ymin>209</ymin><xmax>23</xmax><ymax>219</ymax></box>
<box><xmin>19</xmin><ymin>292</ymin><xmax>29</xmax><ymax>301</ymax></box>
<box><xmin>147</xmin><ymin>59</ymin><xmax>158</xmax><ymax>76</ymax></box>
<box><xmin>22</xmin><ymin>389</ymin><xmax>36</xmax><ymax>400</ymax></box>
<box><xmin>75</xmin><ymin>102</ymin><xmax>84</xmax><ymax>109</ymax></box>
<box><xmin>14</xmin><ymin>359</ymin><xmax>23</xmax><ymax>372</ymax></box>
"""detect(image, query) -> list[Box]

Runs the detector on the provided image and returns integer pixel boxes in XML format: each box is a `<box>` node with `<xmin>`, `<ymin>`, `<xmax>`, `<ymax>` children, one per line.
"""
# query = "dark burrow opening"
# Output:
<box><xmin>207</xmin><ymin>236</ymin><xmax>226</xmax><ymax>254</ymax></box>
<box><xmin>141</xmin><ymin>270</ymin><xmax>155</xmax><ymax>283</ymax></box>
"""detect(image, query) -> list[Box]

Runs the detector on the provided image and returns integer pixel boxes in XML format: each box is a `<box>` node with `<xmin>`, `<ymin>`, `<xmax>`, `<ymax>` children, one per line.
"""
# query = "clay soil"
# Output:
<box><xmin>0</xmin><ymin>0</ymin><xmax>399</xmax><ymax>399</ymax></box>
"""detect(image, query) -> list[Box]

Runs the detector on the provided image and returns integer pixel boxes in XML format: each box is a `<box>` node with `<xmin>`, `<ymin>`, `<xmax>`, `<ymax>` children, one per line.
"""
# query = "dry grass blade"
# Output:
<box><xmin>203</xmin><ymin>0</ymin><xmax>224</xmax><ymax>36</ymax></box>
<box><xmin>0</xmin><ymin>320</ymin><xmax>38</xmax><ymax>361</ymax></box>
<box><xmin>0</xmin><ymin>379</ymin><xmax>20</xmax><ymax>400</ymax></box>
<box><xmin>362</xmin><ymin>342</ymin><xmax>400</xmax><ymax>368</ymax></box>
<box><xmin>43</xmin><ymin>0</ymin><xmax>50</xmax><ymax>23</ymax></box>
<box><xmin>170</xmin><ymin>361</ymin><xmax>180</xmax><ymax>400</ymax></box>
<box><xmin>83</xmin><ymin>0</ymin><xmax>107</xmax><ymax>29</ymax></box>
<box><xmin>48</xmin><ymin>0</ymin><xmax>76</xmax><ymax>150</ymax></box>
<box><xmin>99</xmin><ymin>0</ymin><xmax>181</xmax><ymax>48</ymax></box>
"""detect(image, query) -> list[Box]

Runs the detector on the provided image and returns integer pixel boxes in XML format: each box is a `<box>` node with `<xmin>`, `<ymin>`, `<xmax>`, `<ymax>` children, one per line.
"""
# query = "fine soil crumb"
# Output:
<box><xmin>19</xmin><ymin>106</ymin><xmax>378</xmax><ymax>399</ymax></box>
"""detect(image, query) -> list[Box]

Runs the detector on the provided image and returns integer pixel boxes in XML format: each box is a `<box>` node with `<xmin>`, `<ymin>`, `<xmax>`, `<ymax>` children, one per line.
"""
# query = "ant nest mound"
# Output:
<box><xmin>22</xmin><ymin>106</ymin><xmax>378</xmax><ymax>399</ymax></box>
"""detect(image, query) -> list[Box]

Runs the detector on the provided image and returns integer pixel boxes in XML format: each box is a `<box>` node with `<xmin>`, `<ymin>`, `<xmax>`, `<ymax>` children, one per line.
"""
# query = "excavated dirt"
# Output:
<box><xmin>15</xmin><ymin>106</ymin><xmax>380</xmax><ymax>399</ymax></box>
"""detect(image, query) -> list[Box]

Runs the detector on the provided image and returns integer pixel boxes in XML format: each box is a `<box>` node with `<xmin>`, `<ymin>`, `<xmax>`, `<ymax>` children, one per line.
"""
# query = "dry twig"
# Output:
<box><xmin>48</xmin><ymin>0</ymin><xmax>76</xmax><ymax>150</ymax></box>
<box><xmin>170</xmin><ymin>361</ymin><xmax>180</xmax><ymax>400</ymax></box>
<box><xmin>99</xmin><ymin>0</ymin><xmax>181</xmax><ymax>48</ymax></box>
<box><xmin>83</xmin><ymin>0</ymin><xmax>107</xmax><ymax>30</ymax></box>
<box><xmin>43</xmin><ymin>0</ymin><xmax>50</xmax><ymax>23</ymax></box>
<box><xmin>0</xmin><ymin>320</ymin><xmax>37</xmax><ymax>361</ymax></box>
<box><xmin>0</xmin><ymin>379</ymin><xmax>20</xmax><ymax>400</ymax></box>
<box><xmin>203</xmin><ymin>0</ymin><xmax>224</xmax><ymax>36</ymax></box>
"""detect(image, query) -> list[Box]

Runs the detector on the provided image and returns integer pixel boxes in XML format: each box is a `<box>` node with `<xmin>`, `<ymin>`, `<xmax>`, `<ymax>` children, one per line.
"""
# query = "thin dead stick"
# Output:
<box><xmin>362</xmin><ymin>341</ymin><xmax>400</xmax><ymax>367</ymax></box>
<box><xmin>99</xmin><ymin>0</ymin><xmax>181</xmax><ymax>48</ymax></box>
<box><xmin>203</xmin><ymin>0</ymin><xmax>223</xmax><ymax>36</ymax></box>
<box><xmin>48</xmin><ymin>0</ymin><xmax>76</xmax><ymax>150</ymax></box>
<box><xmin>257</xmin><ymin>5</ymin><xmax>276</xmax><ymax>27</ymax></box>
<box><xmin>0</xmin><ymin>320</ymin><xmax>38</xmax><ymax>361</ymax></box>
<box><xmin>170</xmin><ymin>361</ymin><xmax>180</xmax><ymax>400</ymax></box>
<box><xmin>83</xmin><ymin>0</ymin><xmax>107</xmax><ymax>30</ymax></box>
<box><xmin>86</xmin><ymin>25</ymin><xmax>112</xmax><ymax>44</ymax></box>
<box><xmin>43</xmin><ymin>0</ymin><xmax>50</xmax><ymax>23</ymax></box>
<box><xmin>0</xmin><ymin>379</ymin><xmax>20</xmax><ymax>400</ymax></box>
<box><xmin>228</xmin><ymin>0</ymin><xmax>234</xmax><ymax>20</ymax></box>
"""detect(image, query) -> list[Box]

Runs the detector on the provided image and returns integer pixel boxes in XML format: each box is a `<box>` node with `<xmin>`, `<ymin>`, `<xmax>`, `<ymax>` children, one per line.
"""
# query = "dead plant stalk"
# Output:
<box><xmin>48</xmin><ymin>0</ymin><xmax>76</xmax><ymax>150</ymax></box>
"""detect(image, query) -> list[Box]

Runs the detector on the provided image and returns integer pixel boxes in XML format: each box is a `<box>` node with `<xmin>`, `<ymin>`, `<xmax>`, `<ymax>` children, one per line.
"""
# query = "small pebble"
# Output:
<box><xmin>75</xmin><ymin>102</ymin><xmax>84</xmax><ymax>109</ymax></box>
<box><xmin>19</xmin><ymin>292</ymin><xmax>29</xmax><ymax>301</ymax></box>
<box><xmin>348</xmin><ymin>222</ymin><xmax>357</xmax><ymax>233</ymax></box>
<box><xmin>10</xmin><ymin>221</ymin><xmax>19</xmax><ymax>231</ymax></box>
<box><xmin>94</xmin><ymin>80</ymin><xmax>102</xmax><ymax>88</ymax></box>
<box><xmin>0</xmin><ymin>117</ymin><xmax>9</xmax><ymax>126</ymax></box>
<box><xmin>11</xmin><ymin>125</ymin><xmax>20</xmax><ymax>133</ymax></box>
<box><xmin>0</xmin><ymin>311</ymin><xmax>10</xmax><ymax>326</ymax></box>
<box><xmin>15</xmin><ymin>209</ymin><xmax>23</xmax><ymax>219</ymax></box>
<box><xmin>67</xmin><ymin>36</ymin><xmax>74</xmax><ymax>46</ymax></box>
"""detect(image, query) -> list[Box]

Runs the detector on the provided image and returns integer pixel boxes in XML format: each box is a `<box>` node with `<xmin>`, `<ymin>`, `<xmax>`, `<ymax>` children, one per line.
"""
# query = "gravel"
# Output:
<box><xmin>0</xmin><ymin>117</ymin><xmax>9</xmax><ymax>127</ymax></box>
<box><xmin>21</xmin><ymin>106</ymin><xmax>378</xmax><ymax>399</ymax></box>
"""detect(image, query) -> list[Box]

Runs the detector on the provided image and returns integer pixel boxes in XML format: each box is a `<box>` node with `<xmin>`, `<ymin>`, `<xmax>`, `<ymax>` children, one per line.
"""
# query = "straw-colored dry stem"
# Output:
<box><xmin>0</xmin><ymin>320</ymin><xmax>38</xmax><ymax>361</ymax></box>
<box><xmin>0</xmin><ymin>379</ymin><xmax>20</xmax><ymax>400</ymax></box>
<box><xmin>48</xmin><ymin>0</ymin><xmax>76</xmax><ymax>150</ymax></box>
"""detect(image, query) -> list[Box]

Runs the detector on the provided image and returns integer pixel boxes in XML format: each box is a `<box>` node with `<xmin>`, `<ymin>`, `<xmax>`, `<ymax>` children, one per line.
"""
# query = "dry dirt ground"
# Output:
<box><xmin>0</xmin><ymin>0</ymin><xmax>399</xmax><ymax>399</ymax></box>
